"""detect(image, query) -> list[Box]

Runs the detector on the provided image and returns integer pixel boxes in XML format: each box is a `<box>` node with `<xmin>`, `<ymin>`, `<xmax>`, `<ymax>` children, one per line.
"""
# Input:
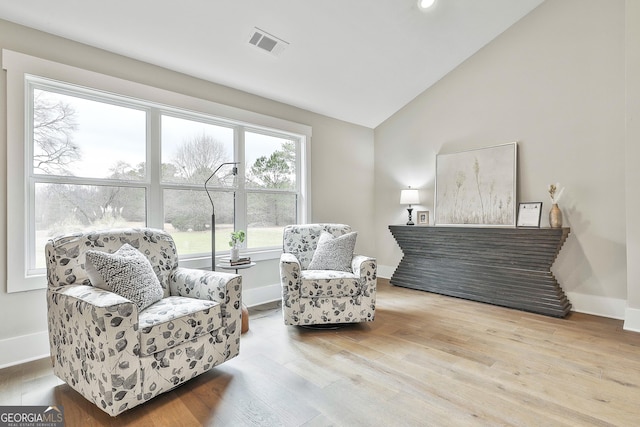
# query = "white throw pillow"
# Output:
<box><xmin>307</xmin><ymin>231</ymin><xmax>357</xmax><ymax>272</ymax></box>
<box><xmin>85</xmin><ymin>243</ymin><xmax>163</xmax><ymax>311</ymax></box>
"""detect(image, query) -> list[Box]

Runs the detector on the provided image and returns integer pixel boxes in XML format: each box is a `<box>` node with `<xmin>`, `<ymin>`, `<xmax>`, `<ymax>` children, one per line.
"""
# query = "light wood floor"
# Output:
<box><xmin>2</xmin><ymin>279</ymin><xmax>640</xmax><ymax>426</ymax></box>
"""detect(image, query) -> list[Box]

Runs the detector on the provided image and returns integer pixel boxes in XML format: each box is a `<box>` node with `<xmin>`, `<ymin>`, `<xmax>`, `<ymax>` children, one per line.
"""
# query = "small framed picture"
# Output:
<box><xmin>416</xmin><ymin>210</ymin><xmax>429</xmax><ymax>225</ymax></box>
<box><xmin>517</xmin><ymin>202</ymin><xmax>543</xmax><ymax>227</ymax></box>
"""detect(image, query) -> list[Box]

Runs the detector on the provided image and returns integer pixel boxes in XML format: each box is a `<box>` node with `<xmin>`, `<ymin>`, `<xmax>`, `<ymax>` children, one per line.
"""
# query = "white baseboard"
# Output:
<box><xmin>624</xmin><ymin>307</ymin><xmax>640</xmax><ymax>332</ymax></box>
<box><xmin>565</xmin><ymin>292</ymin><xmax>626</xmax><ymax>320</ymax></box>
<box><xmin>243</xmin><ymin>283</ymin><xmax>282</xmax><ymax>307</ymax></box>
<box><xmin>0</xmin><ymin>330</ymin><xmax>50</xmax><ymax>369</ymax></box>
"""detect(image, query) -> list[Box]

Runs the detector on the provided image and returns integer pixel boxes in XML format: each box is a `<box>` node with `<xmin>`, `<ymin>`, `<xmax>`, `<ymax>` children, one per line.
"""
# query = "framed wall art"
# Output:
<box><xmin>435</xmin><ymin>142</ymin><xmax>517</xmax><ymax>226</ymax></box>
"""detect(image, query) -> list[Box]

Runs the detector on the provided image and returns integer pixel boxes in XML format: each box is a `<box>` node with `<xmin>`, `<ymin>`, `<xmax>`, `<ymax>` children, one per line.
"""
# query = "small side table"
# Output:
<box><xmin>216</xmin><ymin>262</ymin><xmax>256</xmax><ymax>334</ymax></box>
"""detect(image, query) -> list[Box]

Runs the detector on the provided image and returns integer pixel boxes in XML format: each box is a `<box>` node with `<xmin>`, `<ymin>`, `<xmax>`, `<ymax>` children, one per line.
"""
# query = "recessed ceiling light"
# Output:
<box><xmin>418</xmin><ymin>0</ymin><xmax>436</xmax><ymax>10</ymax></box>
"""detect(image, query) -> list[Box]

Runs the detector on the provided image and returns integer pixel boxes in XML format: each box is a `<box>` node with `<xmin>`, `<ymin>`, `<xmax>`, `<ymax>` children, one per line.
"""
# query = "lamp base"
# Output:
<box><xmin>406</xmin><ymin>207</ymin><xmax>415</xmax><ymax>226</ymax></box>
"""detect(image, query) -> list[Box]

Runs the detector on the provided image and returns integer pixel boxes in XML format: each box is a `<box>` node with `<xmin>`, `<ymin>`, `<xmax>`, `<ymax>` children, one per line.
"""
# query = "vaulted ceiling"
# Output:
<box><xmin>0</xmin><ymin>0</ymin><xmax>544</xmax><ymax>128</ymax></box>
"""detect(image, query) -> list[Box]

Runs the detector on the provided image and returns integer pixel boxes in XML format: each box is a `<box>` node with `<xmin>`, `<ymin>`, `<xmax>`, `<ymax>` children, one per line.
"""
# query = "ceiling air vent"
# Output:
<box><xmin>248</xmin><ymin>27</ymin><xmax>289</xmax><ymax>56</ymax></box>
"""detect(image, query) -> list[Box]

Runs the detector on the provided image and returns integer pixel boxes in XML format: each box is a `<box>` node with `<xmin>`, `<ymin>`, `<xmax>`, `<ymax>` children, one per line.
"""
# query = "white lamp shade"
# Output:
<box><xmin>400</xmin><ymin>189</ymin><xmax>420</xmax><ymax>205</ymax></box>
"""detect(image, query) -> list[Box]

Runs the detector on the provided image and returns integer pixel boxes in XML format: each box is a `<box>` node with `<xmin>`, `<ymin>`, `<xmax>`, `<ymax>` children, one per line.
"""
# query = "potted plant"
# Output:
<box><xmin>229</xmin><ymin>230</ymin><xmax>246</xmax><ymax>261</ymax></box>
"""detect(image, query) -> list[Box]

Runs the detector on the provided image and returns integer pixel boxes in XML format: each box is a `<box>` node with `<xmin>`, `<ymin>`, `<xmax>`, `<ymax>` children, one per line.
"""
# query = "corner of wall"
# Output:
<box><xmin>377</xmin><ymin>264</ymin><xmax>395</xmax><ymax>280</ymax></box>
<box><xmin>624</xmin><ymin>307</ymin><xmax>640</xmax><ymax>332</ymax></box>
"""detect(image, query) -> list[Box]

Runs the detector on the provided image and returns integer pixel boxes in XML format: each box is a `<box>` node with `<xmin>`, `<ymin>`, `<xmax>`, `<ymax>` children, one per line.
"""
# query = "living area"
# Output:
<box><xmin>1</xmin><ymin>0</ymin><xmax>640</xmax><ymax>425</ymax></box>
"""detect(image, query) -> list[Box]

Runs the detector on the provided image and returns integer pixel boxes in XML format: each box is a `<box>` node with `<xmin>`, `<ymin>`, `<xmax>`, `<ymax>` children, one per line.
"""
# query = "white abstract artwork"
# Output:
<box><xmin>435</xmin><ymin>142</ymin><xmax>517</xmax><ymax>226</ymax></box>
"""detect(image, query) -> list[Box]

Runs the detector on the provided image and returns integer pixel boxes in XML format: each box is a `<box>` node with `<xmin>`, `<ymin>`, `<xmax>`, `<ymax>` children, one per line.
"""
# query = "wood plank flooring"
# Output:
<box><xmin>2</xmin><ymin>279</ymin><xmax>640</xmax><ymax>426</ymax></box>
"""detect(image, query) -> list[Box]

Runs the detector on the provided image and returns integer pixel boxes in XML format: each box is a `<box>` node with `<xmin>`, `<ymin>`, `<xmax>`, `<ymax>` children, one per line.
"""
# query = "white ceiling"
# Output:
<box><xmin>0</xmin><ymin>0</ymin><xmax>544</xmax><ymax>128</ymax></box>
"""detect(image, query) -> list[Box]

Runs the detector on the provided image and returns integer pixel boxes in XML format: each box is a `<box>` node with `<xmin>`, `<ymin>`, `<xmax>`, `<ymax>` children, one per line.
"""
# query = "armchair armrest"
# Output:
<box><xmin>352</xmin><ymin>255</ymin><xmax>377</xmax><ymax>298</ymax></box>
<box><xmin>47</xmin><ymin>285</ymin><xmax>140</xmax><ymax>415</ymax></box>
<box><xmin>352</xmin><ymin>255</ymin><xmax>376</xmax><ymax>276</ymax></box>
<box><xmin>280</xmin><ymin>253</ymin><xmax>302</xmax><ymax>291</ymax></box>
<box><xmin>280</xmin><ymin>252</ymin><xmax>300</xmax><ymax>265</ymax></box>
<box><xmin>169</xmin><ymin>267</ymin><xmax>242</xmax><ymax>352</ymax></box>
<box><xmin>280</xmin><ymin>253</ymin><xmax>303</xmax><ymax>325</ymax></box>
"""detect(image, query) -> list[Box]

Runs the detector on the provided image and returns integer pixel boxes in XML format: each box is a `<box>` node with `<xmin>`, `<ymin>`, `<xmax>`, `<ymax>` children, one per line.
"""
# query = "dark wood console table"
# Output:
<box><xmin>388</xmin><ymin>225</ymin><xmax>571</xmax><ymax>317</ymax></box>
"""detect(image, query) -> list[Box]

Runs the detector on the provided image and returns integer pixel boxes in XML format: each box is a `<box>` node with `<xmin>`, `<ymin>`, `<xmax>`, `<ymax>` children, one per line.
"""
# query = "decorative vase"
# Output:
<box><xmin>549</xmin><ymin>203</ymin><xmax>563</xmax><ymax>228</ymax></box>
<box><xmin>230</xmin><ymin>247</ymin><xmax>240</xmax><ymax>262</ymax></box>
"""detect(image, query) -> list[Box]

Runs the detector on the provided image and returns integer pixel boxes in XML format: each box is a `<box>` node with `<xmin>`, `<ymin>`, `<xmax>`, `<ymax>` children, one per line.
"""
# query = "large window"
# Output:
<box><xmin>31</xmin><ymin>88</ymin><xmax>148</xmax><ymax>270</ymax></box>
<box><xmin>159</xmin><ymin>114</ymin><xmax>237</xmax><ymax>258</ymax></box>
<box><xmin>245</xmin><ymin>131</ymin><xmax>298</xmax><ymax>249</ymax></box>
<box><xmin>4</xmin><ymin>49</ymin><xmax>310</xmax><ymax>291</ymax></box>
<box><xmin>29</xmin><ymin>83</ymin><xmax>303</xmax><ymax>269</ymax></box>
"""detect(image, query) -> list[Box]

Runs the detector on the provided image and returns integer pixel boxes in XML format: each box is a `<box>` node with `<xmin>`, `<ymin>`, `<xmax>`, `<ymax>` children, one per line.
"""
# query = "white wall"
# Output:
<box><xmin>624</xmin><ymin>0</ymin><xmax>640</xmax><ymax>331</ymax></box>
<box><xmin>375</xmin><ymin>0</ymin><xmax>629</xmax><ymax>319</ymax></box>
<box><xmin>0</xmin><ymin>19</ymin><xmax>374</xmax><ymax>367</ymax></box>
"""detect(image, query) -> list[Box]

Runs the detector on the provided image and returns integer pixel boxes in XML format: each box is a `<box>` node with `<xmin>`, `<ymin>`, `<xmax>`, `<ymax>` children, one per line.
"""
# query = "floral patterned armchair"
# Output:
<box><xmin>45</xmin><ymin>228</ymin><xmax>242</xmax><ymax>416</ymax></box>
<box><xmin>280</xmin><ymin>224</ymin><xmax>377</xmax><ymax>326</ymax></box>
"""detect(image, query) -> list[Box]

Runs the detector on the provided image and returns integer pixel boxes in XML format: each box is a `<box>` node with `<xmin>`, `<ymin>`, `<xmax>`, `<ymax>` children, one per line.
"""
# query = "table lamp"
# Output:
<box><xmin>400</xmin><ymin>187</ymin><xmax>420</xmax><ymax>225</ymax></box>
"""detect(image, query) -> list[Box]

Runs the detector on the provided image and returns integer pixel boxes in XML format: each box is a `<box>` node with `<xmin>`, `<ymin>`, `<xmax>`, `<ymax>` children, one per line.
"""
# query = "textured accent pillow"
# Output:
<box><xmin>307</xmin><ymin>231</ymin><xmax>357</xmax><ymax>272</ymax></box>
<box><xmin>85</xmin><ymin>243</ymin><xmax>163</xmax><ymax>311</ymax></box>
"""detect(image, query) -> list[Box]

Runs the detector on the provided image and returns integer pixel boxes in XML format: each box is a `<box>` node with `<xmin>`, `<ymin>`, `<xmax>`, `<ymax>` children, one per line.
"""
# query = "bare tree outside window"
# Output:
<box><xmin>32</xmin><ymin>89</ymin><xmax>147</xmax><ymax>267</ymax></box>
<box><xmin>33</xmin><ymin>90</ymin><xmax>81</xmax><ymax>175</ymax></box>
<box><xmin>172</xmin><ymin>132</ymin><xmax>229</xmax><ymax>183</ymax></box>
<box><xmin>160</xmin><ymin>119</ymin><xmax>236</xmax><ymax>254</ymax></box>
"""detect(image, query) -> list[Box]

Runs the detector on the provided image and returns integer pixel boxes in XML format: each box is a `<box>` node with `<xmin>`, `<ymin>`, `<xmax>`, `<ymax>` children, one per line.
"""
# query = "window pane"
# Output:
<box><xmin>161</xmin><ymin>115</ymin><xmax>234</xmax><ymax>185</ymax></box>
<box><xmin>32</xmin><ymin>89</ymin><xmax>146</xmax><ymax>179</ymax></box>
<box><xmin>163</xmin><ymin>189</ymin><xmax>234</xmax><ymax>256</ymax></box>
<box><xmin>245</xmin><ymin>132</ymin><xmax>296</xmax><ymax>190</ymax></box>
<box><xmin>247</xmin><ymin>192</ymin><xmax>296</xmax><ymax>248</ymax></box>
<box><xmin>34</xmin><ymin>183</ymin><xmax>146</xmax><ymax>269</ymax></box>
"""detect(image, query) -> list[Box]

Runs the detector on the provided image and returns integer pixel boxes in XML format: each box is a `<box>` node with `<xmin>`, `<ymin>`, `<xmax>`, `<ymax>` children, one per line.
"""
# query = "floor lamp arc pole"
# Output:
<box><xmin>204</xmin><ymin>162</ymin><xmax>239</xmax><ymax>271</ymax></box>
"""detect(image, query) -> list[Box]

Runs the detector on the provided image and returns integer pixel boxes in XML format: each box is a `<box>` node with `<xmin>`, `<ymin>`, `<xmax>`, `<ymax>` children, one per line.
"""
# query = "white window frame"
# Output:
<box><xmin>3</xmin><ymin>49</ymin><xmax>311</xmax><ymax>293</ymax></box>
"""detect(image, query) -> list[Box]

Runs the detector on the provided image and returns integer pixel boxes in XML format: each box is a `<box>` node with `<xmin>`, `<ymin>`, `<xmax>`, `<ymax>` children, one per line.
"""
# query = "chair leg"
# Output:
<box><xmin>241</xmin><ymin>304</ymin><xmax>249</xmax><ymax>333</ymax></box>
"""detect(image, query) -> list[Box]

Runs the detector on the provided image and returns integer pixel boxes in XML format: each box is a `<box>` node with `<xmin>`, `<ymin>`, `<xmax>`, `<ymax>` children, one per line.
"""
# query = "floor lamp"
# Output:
<box><xmin>204</xmin><ymin>162</ymin><xmax>239</xmax><ymax>271</ymax></box>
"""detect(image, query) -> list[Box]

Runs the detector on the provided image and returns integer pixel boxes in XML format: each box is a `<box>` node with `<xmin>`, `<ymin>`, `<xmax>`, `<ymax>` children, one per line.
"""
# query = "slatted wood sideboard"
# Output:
<box><xmin>388</xmin><ymin>225</ymin><xmax>571</xmax><ymax>317</ymax></box>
